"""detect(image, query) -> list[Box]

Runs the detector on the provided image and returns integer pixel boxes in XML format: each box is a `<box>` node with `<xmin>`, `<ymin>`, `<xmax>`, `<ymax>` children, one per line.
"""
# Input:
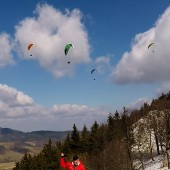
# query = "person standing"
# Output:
<box><xmin>60</xmin><ymin>153</ymin><xmax>86</xmax><ymax>170</ymax></box>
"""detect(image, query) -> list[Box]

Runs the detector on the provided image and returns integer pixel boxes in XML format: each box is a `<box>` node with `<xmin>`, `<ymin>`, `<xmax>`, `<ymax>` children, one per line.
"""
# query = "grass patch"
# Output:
<box><xmin>0</xmin><ymin>162</ymin><xmax>15</xmax><ymax>170</ymax></box>
<box><xmin>0</xmin><ymin>142</ymin><xmax>42</xmax><ymax>163</ymax></box>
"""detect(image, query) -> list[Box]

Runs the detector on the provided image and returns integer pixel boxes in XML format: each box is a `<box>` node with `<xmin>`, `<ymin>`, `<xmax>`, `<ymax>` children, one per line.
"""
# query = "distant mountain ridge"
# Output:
<box><xmin>0</xmin><ymin>127</ymin><xmax>23</xmax><ymax>134</ymax></box>
<box><xmin>0</xmin><ymin>127</ymin><xmax>70</xmax><ymax>142</ymax></box>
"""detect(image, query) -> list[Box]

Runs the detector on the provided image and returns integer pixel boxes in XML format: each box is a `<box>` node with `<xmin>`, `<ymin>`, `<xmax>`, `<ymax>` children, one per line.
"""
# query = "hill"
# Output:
<box><xmin>2</xmin><ymin>92</ymin><xmax>170</xmax><ymax>169</ymax></box>
<box><xmin>0</xmin><ymin>127</ymin><xmax>70</xmax><ymax>143</ymax></box>
<box><xmin>0</xmin><ymin>127</ymin><xmax>70</xmax><ymax>164</ymax></box>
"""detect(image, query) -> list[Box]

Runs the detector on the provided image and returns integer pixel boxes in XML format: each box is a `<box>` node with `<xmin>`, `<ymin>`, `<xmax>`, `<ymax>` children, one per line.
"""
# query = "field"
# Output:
<box><xmin>0</xmin><ymin>141</ymin><xmax>43</xmax><ymax>170</ymax></box>
<box><xmin>0</xmin><ymin>128</ymin><xmax>68</xmax><ymax>169</ymax></box>
<box><xmin>0</xmin><ymin>162</ymin><xmax>15</xmax><ymax>170</ymax></box>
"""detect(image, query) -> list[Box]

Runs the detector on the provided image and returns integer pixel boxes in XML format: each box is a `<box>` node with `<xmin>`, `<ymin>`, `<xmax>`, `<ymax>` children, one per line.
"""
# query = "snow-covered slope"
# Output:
<box><xmin>136</xmin><ymin>155</ymin><xmax>168</xmax><ymax>170</ymax></box>
<box><xmin>133</xmin><ymin>110</ymin><xmax>169</xmax><ymax>169</ymax></box>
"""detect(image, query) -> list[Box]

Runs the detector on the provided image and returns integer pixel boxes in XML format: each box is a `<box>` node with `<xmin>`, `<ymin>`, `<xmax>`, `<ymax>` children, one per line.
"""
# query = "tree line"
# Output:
<box><xmin>13</xmin><ymin>92</ymin><xmax>170</xmax><ymax>170</ymax></box>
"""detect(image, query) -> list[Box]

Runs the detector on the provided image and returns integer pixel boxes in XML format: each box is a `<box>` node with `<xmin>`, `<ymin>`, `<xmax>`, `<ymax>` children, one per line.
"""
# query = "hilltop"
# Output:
<box><xmin>0</xmin><ymin>127</ymin><xmax>70</xmax><ymax>143</ymax></box>
<box><xmin>2</xmin><ymin>92</ymin><xmax>170</xmax><ymax>169</ymax></box>
<box><xmin>0</xmin><ymin>128</ymin><xmax>70</xmax><ymax>164</ymax></box>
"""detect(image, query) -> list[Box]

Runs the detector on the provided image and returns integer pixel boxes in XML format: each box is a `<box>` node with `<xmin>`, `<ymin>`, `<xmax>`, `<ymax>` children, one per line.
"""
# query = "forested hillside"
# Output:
<box><xmin>13</xmin><ymin>92</ymin><xmax>170</xmax><ymax>170</ymax></box>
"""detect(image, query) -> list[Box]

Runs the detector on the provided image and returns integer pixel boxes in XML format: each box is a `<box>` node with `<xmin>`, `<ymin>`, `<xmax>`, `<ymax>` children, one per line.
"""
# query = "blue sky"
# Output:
<box><xmin>0</xmin><ymin>0</ymin><xmax>170</xmax><ymax>132</ymax></box>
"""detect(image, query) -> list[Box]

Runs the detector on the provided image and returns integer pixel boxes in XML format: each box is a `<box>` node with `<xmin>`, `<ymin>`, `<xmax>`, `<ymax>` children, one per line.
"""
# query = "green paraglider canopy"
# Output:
<box><xmin>64</xmin><ymin>43</ymin><xmax>74</xmax><ymax>55</ymax></box>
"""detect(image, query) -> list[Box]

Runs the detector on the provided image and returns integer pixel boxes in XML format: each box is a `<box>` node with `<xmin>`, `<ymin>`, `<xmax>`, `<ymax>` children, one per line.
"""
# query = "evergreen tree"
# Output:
<box><xmin>41</xmin><ymin>139</ymin><xmax>59</xmax><ymax>169</ymax></box>
<box><xmin>89</xmin><ymin>121</ymin><xmax>99</xmax><ymax>153</ymax></box>
<box><xmin>113</xmin><ymin>111</ymin><xmax>122</xmax><ymax>139</ymax></box>
<box><xmin>107</xmin><ymin>112</ymin><xmax>118</xmax><ymax>141</ymax></box>
<box><xmin>63</xmin><ymin>133</ymin><xmax>71</xmax><ymax>154</ymax></box>
<box><xmin>70</xmin><ymin>124</ymin><xmax>80</xmax><ymax>153</ymax></box>
<box><xmin>13</xmin><ymin>139</ymin><xmax>60</xmax><ymax>170</ymax></box>
<box><xmin>80</xmin><ymin>124</ymin><xmax>90</xmax><ymax>152</ymax></box>
<box><xmin>107</xmin><ymin>113</ymin><xmax>114</xmax><ymax>140</ymax></box>
<box><xmin>13</xmin><ymin>153</ymin><xmax>33</xmax><ymax>170</ymax></box>
<box><xmin>71</xmin><ymin>124</ymin><xmax>80</xmax><ymax>142</ymax></box>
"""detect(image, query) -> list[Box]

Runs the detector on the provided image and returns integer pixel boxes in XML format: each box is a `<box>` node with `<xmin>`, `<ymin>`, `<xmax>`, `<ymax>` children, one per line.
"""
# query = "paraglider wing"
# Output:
<box><xmin>28</xmin><ymin>43</ymin><xmax>34</xmax><ymax>50</ymax></box>
<box><xmin>91</xmin><ymin>69</ymin><xmax>96</xmax><ymax>74</ymax></box>
<box><xmin>148</xmin><ymin>43</ymin><xmax>154</xmax><ymax>49</ymax></box>
<box><xmin>91</xmin><ymin>69</ymin><xmax>97</xmax><ymax>80</ymax></box>
<box><xmin>64</xmin><ymin>44</ymin><xmax>73</xmax><ymax>55</ymax></box>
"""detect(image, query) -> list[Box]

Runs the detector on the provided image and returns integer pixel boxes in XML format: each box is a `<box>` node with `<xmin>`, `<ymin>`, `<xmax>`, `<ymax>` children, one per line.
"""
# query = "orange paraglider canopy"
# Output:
<box><xmin>28</xmin><ymin>43</ymin><xmax>34</xmax><ymax>50</ymax></box>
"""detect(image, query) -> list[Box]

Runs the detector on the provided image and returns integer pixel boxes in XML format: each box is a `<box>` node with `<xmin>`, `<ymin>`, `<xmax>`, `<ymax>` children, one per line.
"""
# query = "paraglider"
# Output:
<box><xmin>28</xmin><ymin>43</ymin><xmax>34</xmax><ymax>56</ymax></box>
<box><xmin>64</xmin><ymin>43</ymin><xmax>74</xmax><ymax>55</ymax></box>
<box><xmin>148</xmin><ymin>43</ymin><xmax>155</xmax><ymax>53</ymax></box>
<box><xmin>64</xmin><ymin>43</ymin><xmax>74</xmax><ymax>64</ymax></box>
<box><xmin>148</xmin><ymin>43</ymin><xmax>154</xmax><ymax>49</ymax></box>
<box><xmin>91</xmin><ymin>69</ymin><xmax>96</xmax><ymax>80</ymax></box>
<box><xmin>28</xmin><ymin>43</ymin><xmax>34</xmax><ymax>50</ymax></box>
<box><xmin>91</xmin><ymin>69</ymin><xmax>96</xmax><ymax>74</ymax></box>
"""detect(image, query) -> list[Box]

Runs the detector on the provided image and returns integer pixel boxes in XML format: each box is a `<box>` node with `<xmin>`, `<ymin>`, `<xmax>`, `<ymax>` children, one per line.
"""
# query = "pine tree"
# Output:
<box><xmin>70</xmin><ymin>124</ymin><xmax>80</xmax><ymax>153</ymax></box>
<box><xmin>63</xmin><ymin>133</ymin><xmax>71</xmax><ymax>154</ymax></box>
<box><xmin>89</xmin><ymin>121</ymin><xmax>99</xmax><ymax>153</ymax></box>
<box><xmin>107</xmin><ymin>112</ymin><xmax>115</xmax><ymax>141</ymax></box>
<box><xmin>71</xmin><ymin>124</ymin><xmax>80</xmax><ymax>142</ymax></box>
<box><xmin>41</xmin><ymin>139</ymin><xmax>59</xmax><ymax>169</ymax></box>
<box><xmin>80</xmin><ymin>124</ymin><xmax>90</xmax><ymax>152</ymax></box>
<box><xmin>13</xmin><ymin>153</ymin><xmax>33</xmax><ymax>170</ymax></box>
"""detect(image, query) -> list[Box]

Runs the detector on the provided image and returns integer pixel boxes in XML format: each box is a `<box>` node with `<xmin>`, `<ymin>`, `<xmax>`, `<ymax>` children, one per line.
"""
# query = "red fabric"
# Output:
<box><xmin>60</xmin><ymin>157</ymin><xmax>85</xmax><ymax>170</ymax></box>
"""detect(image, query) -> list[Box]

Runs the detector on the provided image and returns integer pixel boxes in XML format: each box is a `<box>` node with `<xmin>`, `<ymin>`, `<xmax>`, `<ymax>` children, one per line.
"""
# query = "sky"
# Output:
<box><xmin>0</xmin><ymin>0</ymin><xmax>170</xmax><ymax>132</ymax></box>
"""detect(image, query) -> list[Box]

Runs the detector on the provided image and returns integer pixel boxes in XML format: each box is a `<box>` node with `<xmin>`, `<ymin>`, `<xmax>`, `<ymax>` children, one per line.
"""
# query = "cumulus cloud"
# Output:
<box><xmin>0</xmin><ymin>84</ymin><xmax>44</xmax><ymax>118</ymax></box>
<box><xmin>94</xmin><ymin>56</ymin><xmax>112</xmax><ymax>74</ymax></box>
<box><xmin>14</xmin><ymin>4</ymin><xmax>91</xmax><ymax>78</ymax></box>
<box><xmin>156</xmin><ymin>81</ymin><xmax>170</xmax><ymax>96</ymax></box>
<box><xmin>0</xmin><ymin>33</ymin><xmax>15</xmax><ymax>68</ymax></box>
<box><xmin>128</xmin><ymin>97</ymin><xmax>151</xmax><ymax>110</ymax></box>
<box><xmin>52</xmin><ymin>104</ymin><xmax>94</xmax><ymax>117</ymax></box>
<box><xmin>0</xmin><ymin>83</ymin><xmax>108</xmax><ymax>119</ymax></box>
<box><xmin>111</xmin><ymin>6</ymin><xmax>170</xmax><ymax>84</ymax></box>
<box><xmin>0</xmin><ymin>83</ymin><xmax>109</xmax><ymax>131</ymax></box>
<box><xmin>0</xmin><ymin>84</ymin><xmax>33</xmax><ymax>106</ymax></box>
<box><xmin>51</xmin><ymin>103</ymin><xmax>108</xmax><ymax>118</ymax></box>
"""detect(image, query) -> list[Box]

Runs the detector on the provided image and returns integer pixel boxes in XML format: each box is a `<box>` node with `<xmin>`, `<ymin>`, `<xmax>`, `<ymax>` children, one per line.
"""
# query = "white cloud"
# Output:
<box><xmin>14</xmin><ymin>4</ymin><xmax>91</xmax><ymax>78</ymax></box>
<box><xmin>0</xmin><ymin>84</ymin><xmax>33</xmax><ymax>106</ymax></box>
<box><xmin>0</xmin><ymin>33</ymin><xmax>15</xmax><ymax>68</ymax></box>
<box><xmin>156</xmin><ymin>81</ymin><xmax>170</xmax><ymax>96</ymax></box>
<box><xmin>111</xmin><ymin>6</ymin><xmax>170</xmax><ymax>84</ymax></box>
<box><xmin>0</xmin><ymin>83</ymin><xmax>109</xmax><ymax>131</ymax></box>
<box><xmin>52</xmin><ymin>104</ymin><xmax>93</xmax><ymax>117</ymax></box>
<box><xmin>94</xmin><ymin>56</ymin><xmax>112</xmax><ymax>74</ymax></box>
<box><xmin>0</xmin><ymin>84</ymin><xmax>44</xmax><ymax>118</ymax></box>
<box><xmin>51</xmin><ymin>103</ymin><xmax>108</xmax><ymax>118</ymax></box>
<box><xmin>128</xmin><ymin>97</ymin><xmax>151</xmax><ymax>110</ymax></box>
